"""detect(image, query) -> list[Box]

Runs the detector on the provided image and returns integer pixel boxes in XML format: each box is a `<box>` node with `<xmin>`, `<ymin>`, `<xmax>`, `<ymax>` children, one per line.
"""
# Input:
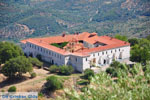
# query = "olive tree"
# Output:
<box><xmin>0</xmin><ymin>42</ymin><xmax>23</xmax><ymax>64</ymax></box>
<box><xmin>1</xmin><ymin>56</ymin><xmax>33</xmax><ymax>78</ymax></box>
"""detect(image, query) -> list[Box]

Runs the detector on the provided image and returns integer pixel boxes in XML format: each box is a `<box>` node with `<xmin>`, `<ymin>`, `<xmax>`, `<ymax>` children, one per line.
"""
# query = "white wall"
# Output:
<box><xmin>81</xmin><ymin>46</ymin><xmax>130</xmax><ymax>69</ymax></box>
<box><xmin>64</xmin><ymin>55</ymin><xmax>84</xmax><ymax>72</ymax></box>
<box><xmin>23</xmin><ymin>42</ymin><xmax>65</xmax><ymax>66</ymax></box>
<box><xmin>22</xmin><ymin>42</ymin><xmax>130</xmax><ymax>72</ymax></box>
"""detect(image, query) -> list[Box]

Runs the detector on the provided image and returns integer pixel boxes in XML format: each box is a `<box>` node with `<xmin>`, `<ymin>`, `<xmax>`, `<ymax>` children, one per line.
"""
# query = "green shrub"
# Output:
<box><xmin>38</xmin><ymin>92</ymin><xmax>44</xmax><ymax>97</ymax></box>
<box><xmin>110</xmin><ymin>61</ymin><xmax>121</xmax><ymax>68</ymax></box>
<box><xmin>106</xmin><ymin>67</ymin><xmax>115</xmax><ymax>75</ymax></box>
<box><xmin>28</xmin><ymin>57</ymin><xmax>43</xmax><ymax>68</ymax></box>
<box><xmin>45</xmin><ymin>76</ymin><xmax>63</xmax><ymax>91</ymax></box>
<box><xmin>106</xmin><ymin>67</ymin><xmax>118</xmax><ymax>77</ymax></box>
<box><xmin>80</xmin><ymin>86</ymin><xmax>88</xmax><ymax>92</ymax></box>
<box><xmin>8</xmin><ymin>86</ymin><xmax>16</xmax><ymax>92</ymax></box>
<box><xmin>49</xmin><ymin>65</ymin><xmax>59</xmax><ymax>73</ymax></box>
<box><xmin>59</xmin><ymin>65</ymin><xmax>74</xmax><ymax>75</ymax></box>
<box><xmin>30</xmin><ymin>72</ymin><xmax>36</xmax><ymax>78</ymax></box>
<box><xmin>83</xmin><ymin>69</ymin><xmax>94</xmax><ymax>80</ymax></box>
<box><xmin>77</xmin><ymin>80</ymin><xmax>89</xmax><ymax>85</ymax></box>
<box><xmin>111</xmin><ymin>71</ymin><xmax>118</xmax><ymax>77</ymax></box>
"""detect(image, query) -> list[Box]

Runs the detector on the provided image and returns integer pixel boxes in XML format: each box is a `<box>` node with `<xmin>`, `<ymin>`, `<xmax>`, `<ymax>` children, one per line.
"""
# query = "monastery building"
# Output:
<box><xmin>21</xmin><ymin>32</ymin><xmax>130</xmax><ymax>72</ymax></box>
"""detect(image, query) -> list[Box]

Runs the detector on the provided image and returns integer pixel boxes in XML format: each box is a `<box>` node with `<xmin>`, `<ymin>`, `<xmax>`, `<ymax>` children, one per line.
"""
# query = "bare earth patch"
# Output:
<box><xmin>0</xmin><ymin>68</ymin><xmax>49</xmax><ymax>92</ymax></box>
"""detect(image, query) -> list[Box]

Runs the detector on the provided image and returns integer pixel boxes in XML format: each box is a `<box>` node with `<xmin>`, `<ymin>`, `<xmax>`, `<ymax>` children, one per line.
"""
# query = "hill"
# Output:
<box><xmin>0</xmin><ymin>0</ymin><xmax>150</xmax><ymax>42</ymax></box>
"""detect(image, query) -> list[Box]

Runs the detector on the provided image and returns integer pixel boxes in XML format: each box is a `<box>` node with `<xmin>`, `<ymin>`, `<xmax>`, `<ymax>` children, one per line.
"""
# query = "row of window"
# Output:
<box><xmin>92</xmin><ymin>49</ymin><xmax>121</xmax><ymax>57</ymax></box>
<box><xmin>28</xmin><ymin>43</ymin><xmax>62</xmax><ymax>59</ymax></box>
<box><xmin>69</xmin><ymin>57</ymin><xmax>78</xmax><ymax>62</ymax></box>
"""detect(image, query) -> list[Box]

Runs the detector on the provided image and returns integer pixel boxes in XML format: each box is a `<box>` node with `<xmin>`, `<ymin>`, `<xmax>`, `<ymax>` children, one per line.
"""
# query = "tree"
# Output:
<box><xmin>114</xmin><ymin>34</ymin><xmax>128</xmax><ymax>42</ymax></box>
<box><xmin>59</xmin><ymin>65</ymin><xmax>74</xmax><ymax>75</ymax></box>
<box><xmin>28</xmin><ymin>57</ymin><xmax>43</xmax><ymax>68</ymax></box>
<box><xmin>0</xmin><ymin>42</ymin><xmax>23</xmax><ymax>64</ymax></box>
<box><xmin>1</xmin><ymin>56</ymin><xmax>33</xmax><ymax>78</ymax></box>
<box><xmin>110</xmin><ymin>60</ymin><xmax>121</xmax><ymax>68</ymax></box>
<box><xmin>45</xmin><ymin>76</ymin><xmax>63</xmax><ymax>91</ymax></box>
<box><xmin>106</xmin><ymin>61</ymin><xmax>128</xmax><ymax>77</ymax></box>
<box><xmin>49</xmin><ymin>65</ymin><xmax>59</xmax><ymax>73</ymax></box>
<box><xmin>83</xmin><ymin>69</ymin><xmax>94</xmax><ymax>80</ymax></box>
<box><xmin>128</xmin><ymin>38</ymin><xmax>139</xmax><ymax>46</ymax></box>
<box><xmin>130</xmin><ymin>44</ymin><xmax>150</xmax><ymax>64</ymax></box>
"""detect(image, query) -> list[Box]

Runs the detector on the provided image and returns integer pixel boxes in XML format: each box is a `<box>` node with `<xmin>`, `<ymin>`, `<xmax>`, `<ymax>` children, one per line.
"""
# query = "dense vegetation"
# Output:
<box><xmin>106</xmin><ymin>61</ymin><xmax>128</xmax><ymax>77</ymax></box>
<box><xmin>60</xmin><ymin>63</ymin><xmax>150</xmax><ymax>100</ymax></box>
<box><xmin>129</xmin><ymin>36</ymin><xmax>150</xmax><ymax>64</ymax></box>
<box><xmin>0</xmin><ymin>0</ymin><xmax>150</xmax><ymax>42</ymax></box>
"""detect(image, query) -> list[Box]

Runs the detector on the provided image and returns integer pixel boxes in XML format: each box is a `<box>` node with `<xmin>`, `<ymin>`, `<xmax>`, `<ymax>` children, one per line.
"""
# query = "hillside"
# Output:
<box><xmin>0</xmin><ymin>0</ymin><xmax>150</xmax><ymax>42</ymax></box>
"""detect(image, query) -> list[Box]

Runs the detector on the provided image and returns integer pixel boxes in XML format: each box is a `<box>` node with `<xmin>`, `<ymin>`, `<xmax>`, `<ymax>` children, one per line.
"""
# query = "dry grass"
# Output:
<box><xmin>0</xmin><ymin>68</ymin><xmax>49</xmax><ymax>92</ymax></box>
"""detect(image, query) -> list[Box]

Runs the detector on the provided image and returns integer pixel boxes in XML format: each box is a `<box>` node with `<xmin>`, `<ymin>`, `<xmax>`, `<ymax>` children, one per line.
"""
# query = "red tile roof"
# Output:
<box><xmin>21</xmin><ymin>32</ymin><xmax>130</xmax><ymax>57</ymax></box>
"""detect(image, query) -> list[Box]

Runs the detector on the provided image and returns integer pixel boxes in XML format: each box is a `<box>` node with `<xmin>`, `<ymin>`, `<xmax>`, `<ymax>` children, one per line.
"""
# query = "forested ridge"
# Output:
<box><xmin>0</xmin><ymin>0</ymin><xmax>150</xmax><ymax>42</ymax></box>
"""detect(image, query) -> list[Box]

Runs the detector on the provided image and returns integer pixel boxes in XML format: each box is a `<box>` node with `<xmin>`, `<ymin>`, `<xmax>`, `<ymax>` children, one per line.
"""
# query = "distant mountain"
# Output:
<box><xmin>0</xmin><ymin>0</ymin><xmax>150</xmax><ymax>42</ymax></box>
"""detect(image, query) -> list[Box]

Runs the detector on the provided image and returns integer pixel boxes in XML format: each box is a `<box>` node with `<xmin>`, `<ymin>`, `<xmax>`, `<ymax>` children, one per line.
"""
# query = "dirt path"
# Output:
<box><xmin>0</xmin><ymin>68</ymin><xmax>50</xmax><ymax>92</ymax></box>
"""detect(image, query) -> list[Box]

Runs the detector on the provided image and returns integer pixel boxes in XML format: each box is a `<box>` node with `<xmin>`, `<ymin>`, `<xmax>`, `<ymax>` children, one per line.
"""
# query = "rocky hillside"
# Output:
<box><xmin>0</xmin><ymin>0</ymin><xmax>150</xmax><ymax>42</ymax></box>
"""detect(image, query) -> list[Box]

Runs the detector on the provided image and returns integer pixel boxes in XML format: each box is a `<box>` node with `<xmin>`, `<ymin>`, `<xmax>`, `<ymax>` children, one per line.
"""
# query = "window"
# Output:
<box><xmin>98</xmin><ymin>53</ymin><xmax>99</xmax><ymax>56</ymax></box>
<box><xmin>106</xmin><ymin>51</ymin><xmax>107</xmax><ymax>54</ymax></box>
<box><xmin>93</xmin><ymin>54</ymin><xmax>95</xmax><ymax>57</ymax></box>
<box><xmin>76</xmin><ymin>58</ymin><xmax>77</xmax><ymax>62</ymax></box>
<box><xmin>41</xmin><ymin>48</ymin><xmax>42</xmax><ymax>52</ymax></box>
<box><xmin>119</xmin><ymin>49</ymin><xmax>120</xmax><ymax>51</ymax></box>
<box><xmin>115</xmin><ymin>49</ymin><xmax>116</xmax><ymax>52</ymax></box>
<box><xmin>86</xmin><ymin>58</ymin><xmax>88</xmax><ymax>61</ymax></box>
<box><xmin>102</xmin><ymin>52</ymin><xmax>104</xmax><ymax>55</ymax></box>
<box><xmin>111</xmin><ymin>50</ymin><xmax>112</xmax><ymax>53</ymax></box>
<box><xmin>49</xmin><ymin>51</ymin><xmax>51</xmax><ymax>55</ymax></box>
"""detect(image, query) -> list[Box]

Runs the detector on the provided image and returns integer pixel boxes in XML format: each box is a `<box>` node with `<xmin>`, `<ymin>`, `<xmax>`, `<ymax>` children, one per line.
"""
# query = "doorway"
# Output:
<box><xmin>104</xmin><ymin>59</ymin><xmax>106</xmax><ymax>64</ymax></box>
